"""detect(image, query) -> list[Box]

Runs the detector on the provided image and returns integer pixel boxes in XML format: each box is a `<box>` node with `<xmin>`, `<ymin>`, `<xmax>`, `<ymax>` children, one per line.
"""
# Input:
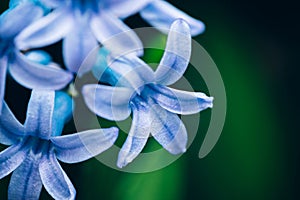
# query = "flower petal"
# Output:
<box><xmin>8</xmin><ymin>153</ymin><xmax>43</xmax><ymax>200</ymax></box>
<box><xmin>149</xmin><ymin>100</ymin><xmax>187</xmax><ymax>154</ymax></box>
<box><xmin>63</xmin><ymin>24</ymin><xmax>98</xmax><ymax>75</ymax></box>
<box><xmin>82</xmin><ymin>84</ymin><xmax>134</xmax><ymax>121</ymax></box>
<box><xmin>147</xmin><ymin>85</ymin><xmax>213</xmax><ymax>115</ymax></box>
<box><xmin>140</xmin><ymin>0</ymin><xmax>205</xmax><ymax>36</ymax></box>
<box><xmin>90</xmin><ymin>12</ymin><xmax>143</xmax><ymax>57</ymax></box>
<box><xmin>154</xmin><ymin>19</ymin><xmax>191</xmax><ymax>85</ymax></box>
<box><xmin>103</xmin><ymin>0</ymin><xmax>152</xmax><ymax>18</ymax></box>
<box><xmin>38</xmin><ymin>0</ymin><xmax>63</xmax><ymax>8</ymax></box>
<box><xmin>0</xmin><ymin>103</ymin><xmax>24</xmax><ymax>145</ymax></box>
<box><xmin>0</xmin><ymin>57</ymin><xmax>8</xmax><ymax>113</ymax></box>
<box><xmin>117</xmin><ymin>99</ymin><xmax>151</xmax><ymax>168</ymax></box>
<box><xmin>51</xmin><ymin>127</ymin><xmax>118</xmax><ymax>163</ymax></box>
<box><xmin>24</xmin><ymin>90</ymin><xmax>55</xmax><ymax>139</ymax></box>
<box><xmin>51</xmin><ymin>92</ymin><xmax>73</xmax><ymax>137</ymax></box>
<box><xmin>9</xmin><ymin>52</ymin><xmax>73</xmax><ymax>90</ymax></box>
<box><xmin>0</xmin><ymin>2</ymin><xmax>43</xmax><ymax>38</ymax></box>
<box><xmin>15</xmin><ymin>8</ymin><xmax>74</xmax><ymax>50</ymax></box>
<box><xmin>39</xmin><ymin>151</ymin><xmax>76</xmax><ymax>200</ymax></box>
<box><xmin>0</xmin><ymin>142</ymin><xmax>27</xmax><ymax>179</ymax></box>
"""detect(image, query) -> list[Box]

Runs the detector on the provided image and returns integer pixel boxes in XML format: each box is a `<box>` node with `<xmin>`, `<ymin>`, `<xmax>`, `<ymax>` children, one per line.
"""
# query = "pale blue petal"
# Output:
<box><xmin>0</xmin><ymin>57</ymin><xmax>8</xmax><ymax>113</ymax></box>
<box><xmin>63</xmin><ymin>25</ymin><xmax>98</xmax><ymax>75</ymax></box>
<box><xmin>90</xmin><ymin>12</ymin><xmax>143</xmax><ymax>57</ymax></box>
<box><xmin>0</xmin><ymin>2</ymin><xmax>43</xmax><ymax>38</ymax></box>
<box><xmin>39</xmin><ymin>0</ymin><xmax>63</xmax><ymax>8</ymax></box>
<box><xmin>9</xmin><ymin>52</ymin><xmax>73</xmax><ymax>90</ymax></box>
<box><xmin>147</xmin><ymin>85</ymin><xmax>213</xmax><ymax>115</ymax></box>
<box><xmin>24</xmin><ymin>90</ymin><xmax>55</xmax><ymax>139</ymax></box>
<box><xmin>117</xmin><ymin>99</ymin><xmax>151</xmax><ymax>168</ymax></box>
<box><xmin>0</xmin><ymin>142</ymin><xmax>28</xmax><ymax>179</ymax></box>
<box><xmin>82</xmin><ymin>84</ymin><xmax>134</xmax><ymax>121</ymax></box>
<box><xmin>51</xmin><ymin>92</ymin><xmax>73</xmax><ymax>137</ymax></box>
<box><xmin>0</xmin><ymin>103</ymin><xmax>24</xmax><ymax>145</ymax></box>
<box><xmin>140</xmin><ymin>0</ymin><xmax>205</xmax><ymax>36</ymax></box>
<box><xmin>39</xmin><ymin>151</ymin><xmax>76</xmax><ymax>200</ymax></box>
<box><xmin>15</xmin><ymin>8</ymin><xmax>74</xmax><ymax>49</ymax></box>
<box><xmin>149</xmin><ymin>100</ymin><xmax>187</xmax><ymax>154</ymax></box>
<box><xmin>103</xmin><ymin>0</ymin><xmax>152</xmax><ymax>18</ymax></box>
<box><xmin>155</xmin><ymin>19</ymin><xmax>191</xmax><ymax>85</ymax></box>
<box><xmin>51</xmin><ymin>127</ymin><xmax>118</xmax><ymax>163</ymax></box>
<box><xmin>25</xmin><ymin>50</ymin><xmax>52</xmax><ymax>65</ymax></box>
<box><xmin>8</xmin><ymin>153</ymin><xmax>43</xmax><ymax>200</ymax></box>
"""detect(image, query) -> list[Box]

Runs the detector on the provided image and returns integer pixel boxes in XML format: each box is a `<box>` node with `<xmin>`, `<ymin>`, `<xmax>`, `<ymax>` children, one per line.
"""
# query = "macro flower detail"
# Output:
<box><xmin>0</xmin><ymin>2</ymin><xmax>73</xmax><ymax>113</ymax></box>
<box><xmin>82</xmin><ymin>19</ymin><xmax>213</xmax><ymax>168</ymax></box>
<box><xmin>0</xmin><ymin>90</ymin><xmax>118</xmax><ymax>199</ymax></box>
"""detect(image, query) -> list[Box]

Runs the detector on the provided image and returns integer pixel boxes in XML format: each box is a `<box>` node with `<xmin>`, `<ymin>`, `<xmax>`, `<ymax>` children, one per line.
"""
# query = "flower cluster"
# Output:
<box><xmin>0</xmin><ymin>0</ymin><xmax>213</xmax><ymax>199</ymax></box>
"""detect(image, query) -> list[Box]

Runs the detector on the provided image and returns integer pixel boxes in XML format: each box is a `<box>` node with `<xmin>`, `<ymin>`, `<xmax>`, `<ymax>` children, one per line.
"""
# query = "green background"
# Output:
<box><xmin>0</xmin><ymin>0</ymin><xmax>298</xmax><ymax>199</ymax></box>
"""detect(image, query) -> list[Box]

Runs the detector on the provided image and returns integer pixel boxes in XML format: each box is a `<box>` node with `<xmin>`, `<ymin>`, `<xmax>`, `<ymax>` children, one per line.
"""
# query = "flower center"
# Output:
<box><xmin>70</xmin><ymin>0</ymin><xmax>100</xmax><ymax>14</ymax></box>
<box><xmin>26</xmin><ymin>136</ymin><xmax>51</xmax><ymax>158</ymax></box>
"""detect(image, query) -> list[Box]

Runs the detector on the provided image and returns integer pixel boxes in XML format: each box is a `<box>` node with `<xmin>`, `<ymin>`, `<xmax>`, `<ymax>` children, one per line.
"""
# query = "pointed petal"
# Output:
<box><xmin>24</xmin><ymin>90</ymin><xmax>55</xmax><ymax>139</ymax></box>
<box><xmin>0</xmin><ymin>2</ymin><xmax>43</xmax><ymax>38</ymax></box>
<box><xmin>140</xmin><ymin>0</ymin><xmax>205</xmax><ymax>36</ymax></box>
<box><xmin>51</xmin><ymin>92</ymin><xmax>73</xmax><ymax>137</ymax></box>
<box><xmin>155</xmin><ymin>19</ymin><xmax>191</xmax><ymax>85</ymax></box>
<box><xmin>15</xmin><ymin>8</ymin><xmax>74</xmax><ymax>49</ymax></box>
<box><xmin>117</xmin><ymin>99</ymin><xmax>151</xmax><ymax>168</ymax></box>
<box><xmin>147</xmin><ymin>85</ymin><xmax>213</xmax><ymax>115</ymax></box>
<box><xmin>0</xmin><ymin>103</ymin><xmax>24</xmax><ymax>145</ymax></box>
<box><xmin>150</xmin><ymin>101</ymin><xmax>187</xmax><ymax>154</ymax></box>
<box><xmin>82</xmin><ymin>84</ymin><xmax>133</xmax><ymax>121</ymax></box>
<box><xmin>103</xmin><ymin>0</ymin><xmax>152</xmax><ymax>18</ymax></box>
<box><xmin>63</xmin><ymin>24</ymin><xmax>98</xmax><ymax>75</ymax></box>
<box><xmin>51</xmin><ymin>127</ymin><xmax>118</xmax><ymax>163</ymax></box>
<box><xmin>39</xmin><ymin>151</ymin><xmax>76</xmax><ymax>200</ymax></box>
<box><xmin>8</xmin><ymin>154</ymin><xmax>43</xmax><ymax>200</ymax></box>
<box><xmin>90</xmin><ymin>12</ymin><xmax>143</xmax><ymax>56</ymax></box>
<box><xmin>0</xmin><ymin>57</ymin><xmax>8</xmax><ymax>113</ymax></box>
<box><xmin>0</xmin><ymin>142</ymin><xmax>27</xmax><ymax>179</ymax></box>
<box><xmin>9</xmin><ymin>52</ymin><xmax>73</xmax><ymax>90</ymax></box>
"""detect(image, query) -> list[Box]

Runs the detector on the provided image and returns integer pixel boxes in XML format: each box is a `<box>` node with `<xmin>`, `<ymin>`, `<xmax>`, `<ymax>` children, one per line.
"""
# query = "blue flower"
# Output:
<box><xmin>0</xmin><ymin>90</ymin><xmax>118</xmax><ymax>199</ymax></box>
<box><xmin>15</xmin><ymin>0</ymin><xmax>145</xmax><ymax>76</ymax></box>
<box><xmin>15</xmin><ymin>0</ymin><xmax>206</xmax><ymax>76</ymax></box>
<box><xmin>0</xmin><ymin>2</ymin><xmax>73</xmax><ymax>113</ymax></box>
<box><xmin>82</xmin><ymin>19</ymin><xmax>213</xmax><ymax>168</ymax></box>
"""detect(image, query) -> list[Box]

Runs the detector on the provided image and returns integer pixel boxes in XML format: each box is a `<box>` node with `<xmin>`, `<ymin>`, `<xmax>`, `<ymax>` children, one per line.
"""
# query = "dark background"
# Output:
<box><xmin>0</xmin><ymin>0</ymin><xmax>299</xmax><ymax>199</ymax></box>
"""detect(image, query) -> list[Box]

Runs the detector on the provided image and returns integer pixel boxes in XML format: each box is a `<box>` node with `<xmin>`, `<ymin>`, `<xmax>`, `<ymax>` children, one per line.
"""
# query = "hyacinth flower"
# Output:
<box><xmin>83</xmin><ymin>19</ymin><xmax>213</xmax><ymax>168</ymax></box>
<box><xmin>0</xmin><ymin>90</ymin><xmax>118</xmax><ymax>199</ymax></box>
<box><xmin>15</xmin><ymin>0</ymin><xmax>206</xmax><ymax>75</ymax></box>
<box><xmin>0</xmin><ymin>2</ymin><xmax>73</xmax><ymax>113</ymax></box>
<box><xmin>15</xmin><ymin>0</ymin><xmax>145</xmax><ymax>76</ymax></box>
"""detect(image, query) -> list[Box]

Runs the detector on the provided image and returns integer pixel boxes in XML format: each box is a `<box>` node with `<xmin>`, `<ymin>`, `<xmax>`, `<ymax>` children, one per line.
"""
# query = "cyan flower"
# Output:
<box><xmin>15</xmin><ymin>0</ymin><xmax>145</xmax><ymax>76</ymax></box>
<box><xmin>0</xmin><ymin>2</ymin><xmax>73</xmax><ymax>113</ymax></box>
<box><xmin>82</xmin><ymin>19</ymin><xmax>213</xmax><ymax>168</ymax></box>
<box><xmin>0</xmin><ymin>90</ymin><xmax>118</xmax><ymax>199</ymax></box>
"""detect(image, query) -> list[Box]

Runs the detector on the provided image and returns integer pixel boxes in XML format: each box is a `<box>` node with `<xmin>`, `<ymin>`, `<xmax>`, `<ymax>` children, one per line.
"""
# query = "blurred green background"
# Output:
<box><xmin>0</xmin><ymin>0</ymin><xmax>298</xmax><ymax>199</ymax></box>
